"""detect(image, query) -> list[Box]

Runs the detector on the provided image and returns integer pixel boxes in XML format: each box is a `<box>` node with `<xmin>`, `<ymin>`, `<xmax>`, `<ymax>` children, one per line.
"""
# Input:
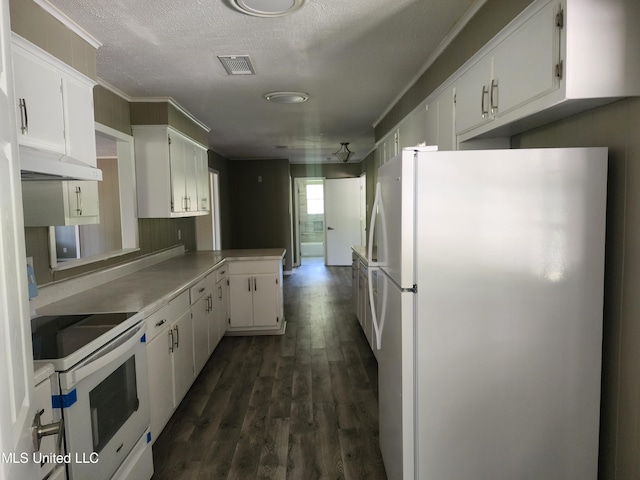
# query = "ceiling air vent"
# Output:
<box><xmin>217</xmin><ymin>55</ymin><xmax>255</xmax><ymax>75</ymax></box>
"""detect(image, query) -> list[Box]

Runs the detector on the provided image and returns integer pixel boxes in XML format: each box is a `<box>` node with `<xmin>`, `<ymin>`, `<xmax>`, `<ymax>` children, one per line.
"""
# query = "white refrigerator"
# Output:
<box><xmin>367</xmin><ymin>146</ymin><xmax>607</xmax><ymax>480</ymax></box>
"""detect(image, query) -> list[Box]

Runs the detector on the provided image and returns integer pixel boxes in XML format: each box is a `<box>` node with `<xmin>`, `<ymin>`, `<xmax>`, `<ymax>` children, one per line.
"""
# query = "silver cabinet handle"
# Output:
<box><xmin>218</xmin><ymin>285</ymin><xmax>222</xmax><ymax>299</ymax></box>
<box><xmin>75</xmin><ymin>186</ymin><xmax>83</xmax><ymax>215</ymax></box>
<box><xmin>32</xmin><ymin>410</ymin><xmax>64</xmax><ymax>454</ymax></box>
<box><xmin>327</xmin><ymin>226</ymin><xmax>334</xmax><ymax>230</ymax></box>
<box><xmin>168</xmin><ymin>329</ymin><xmax>174</xmax><ymax>353</ymax></box>
<box><xmin>155</xmin><ymin>319</ymin><xmax>167</xmax><ymax>327</ymax></box>
<box><xmin>490</xmin><ymin>78</ymin><xmax>498</xmax><ymax>114</ymax></box>
<box><xmin>254</xmin><ymin>277</ymin><xmax>257</xmax><ymax>291</ymax></box>
<box><xmin>174</xmin><ymin>325</ymin><xmax>179</xmax><ymax>348</ymax></box>
<box><xmin>481</xmin><ymin>85</ymin><xmax>489</xmax><ymax>118</ymax></box>
<box><xmin>248</xmin><ymin>278</ymin><xmax>251</xmax><ymax>291</ymax></box>
<box><xmin>19</xmin><ymin>98</ymin><xmax>28</xmax><ymax>134</ymax></box>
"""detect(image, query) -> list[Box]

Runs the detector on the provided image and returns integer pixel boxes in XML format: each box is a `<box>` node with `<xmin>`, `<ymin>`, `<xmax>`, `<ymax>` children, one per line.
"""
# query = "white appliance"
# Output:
<box><xmin>367</xmin><ymin>147</ymin><xmax>607</xmax><ymax>480</ymax></box>
<box><xmin>32</xmin><ymin>313</ymin><xmax>153</xmax><ymax>480</ymax></box>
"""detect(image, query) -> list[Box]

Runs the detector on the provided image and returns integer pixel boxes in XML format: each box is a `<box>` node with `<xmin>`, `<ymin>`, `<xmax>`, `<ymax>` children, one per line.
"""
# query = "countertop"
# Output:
<box><xmin>37</xmin><ymin>248</ymin><xmax>285</xmax><ymax>318</ymax></box>
<box><xmin>351</xmin><ymin>245</ymin><xmax>376</xmax><ymax>264</ymax></box>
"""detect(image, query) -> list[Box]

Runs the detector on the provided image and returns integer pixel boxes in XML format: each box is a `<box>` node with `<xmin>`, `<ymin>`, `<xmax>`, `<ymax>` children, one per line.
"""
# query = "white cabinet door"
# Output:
<box><xmin>210</xmin><ymin>275</ymin><xmax>228</xmax><ymax>350</ymax></box>
<box><xmin>218</xmin><ymin>277</ymin><xmax>229</xmax><ymax>337</ymax></box>
<box><xmin>169</xmin><ymin>133</ymin><xmax>187</xmax><ymax>214</ymax></box>
<box><xmin>196</xmin><ymin>146</ymin><xmax>209</xmax><ymax>212</ymax></box>
<box><xmin>425</xmin><ymin>86</ymin><xmax>455</xmax><ymax>151</ymax></box>
<box><xmin>252</xmin><ymin>274</ymin><xmax>279</xmax><ymax>327</ymax></box>
<box><xmin>63</xmin><ymin>75</ymin><xmax>98</xmax><ymax>167</ymax></box>
<box><xmin>492</xmin><ymin>0</ymin><xmax>558</xmax><ymax>119</ymax></box>
<box><xmin>66</xmin><ymin>180</ymin><xmax>99</xmax><ymax>219</ymax></box>
<box><xmin>171</xmin><ymin>309</ymin><xmax>194</xmax><ymax>406</ymax></box>
<box><xmin>229</xmin><ymin>275</ymin><xmax>254</xmax><ymax>328</ymax></box>
<box><xmin>191</xmin><ymin>293</ymin><xmax>210</xmax><ymax>375</ymax></box>
<box><xmin>21</xmin><ymin>180</ymin><xmax>99</xmax><ymax>226</ymax></box>
<box><xmin>12</xmin><ymin>44</ymin><xmax>65</xmax><ymax>153</ymax></box>
<box><xmin>146</xmin><ymin>329</ymin><xmax>173</xmax><ymax>441</ymax></box>
<box><xmin>454</xmin><ymin>54</ymin><xmax>493</xmax><ymax>135</ymax></box>
<box><xmin>184</xmin><ymin>144</ymin><xmax>198</xmax><ymax>213</ymax></box>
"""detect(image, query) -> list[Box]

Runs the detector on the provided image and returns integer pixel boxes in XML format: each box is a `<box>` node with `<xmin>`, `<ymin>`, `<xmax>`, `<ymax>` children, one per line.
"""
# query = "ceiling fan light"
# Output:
<box><xmin>333</xmin><ymin>142</ymin><xmax>353</xmax><ymax>163</ymax></box>
<box><xmin>231</xmin><ymin>0</ymin><xmax>304</xmax><ymax>17</ymax></box>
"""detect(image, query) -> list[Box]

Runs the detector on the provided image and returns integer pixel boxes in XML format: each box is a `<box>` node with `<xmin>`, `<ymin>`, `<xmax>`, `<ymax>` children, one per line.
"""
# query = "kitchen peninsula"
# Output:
<box><xmin>33</xmin><ymin>247</ymin><xmax>285</xmax><ymax>467</ymax></box>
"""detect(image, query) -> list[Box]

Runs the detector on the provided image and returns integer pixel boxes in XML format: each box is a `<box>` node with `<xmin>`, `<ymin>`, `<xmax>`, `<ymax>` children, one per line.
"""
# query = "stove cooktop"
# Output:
<box><xmin>32</xmin><ymin>312</ymin><xmax>138</xmax><ymax>362</ymax></box>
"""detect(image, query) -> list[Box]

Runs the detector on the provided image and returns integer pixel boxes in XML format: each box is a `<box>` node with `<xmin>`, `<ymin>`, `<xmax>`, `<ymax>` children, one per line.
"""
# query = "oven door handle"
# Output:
<box><xmin>70</xmin><ymin>323</ymin><xmax>145</xmax><ymax>386</ymax></box>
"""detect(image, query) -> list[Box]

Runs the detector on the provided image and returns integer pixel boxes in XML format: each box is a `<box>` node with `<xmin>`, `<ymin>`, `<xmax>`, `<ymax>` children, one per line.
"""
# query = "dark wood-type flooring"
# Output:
<box><xmin>151</xmin><ymin>257</ymin><xmax>388</xmax><ymax>480</ymax></box>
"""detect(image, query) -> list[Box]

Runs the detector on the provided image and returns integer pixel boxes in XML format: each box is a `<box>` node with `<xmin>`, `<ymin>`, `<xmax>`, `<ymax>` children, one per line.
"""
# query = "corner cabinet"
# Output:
<box><xmin>227</xmin><ymin>258</ymin><xmax>284</xmax><ymax>334</ymax></box>
<box><xmin>133</xmin><ymin>125</ymin><xmax>209</xmax><ymax>218</ymax></box>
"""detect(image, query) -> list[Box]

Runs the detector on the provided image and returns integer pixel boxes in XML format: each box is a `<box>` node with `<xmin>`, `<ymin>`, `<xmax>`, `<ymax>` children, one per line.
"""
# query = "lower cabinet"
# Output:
<box><xmin>190</xmin><ymin>276</ymin><xmax>213</xmax><ymax>375</ymax></box>
<box><xmin>228</xmin><ymin>259</ymin><xmax>284</xmax><ymax>333</ymax></box>
<box><xmin>145</xmin><ymin>291</ymin><xmax>193</xmax><ymax>442</ymax></box>
<box><xmin>352</xmin><ymin>254</ymin><xmax>377</xmax><ymax>358</ymax></box>
<box><xmin>171</xmin><ymin>309</ymin><xmax>194</xmax><ymax>406</ymax></box>
<box><xmin>211</xmin><ymin>270</ymin><xmax>229</xmax><ymax>350</ymax></box>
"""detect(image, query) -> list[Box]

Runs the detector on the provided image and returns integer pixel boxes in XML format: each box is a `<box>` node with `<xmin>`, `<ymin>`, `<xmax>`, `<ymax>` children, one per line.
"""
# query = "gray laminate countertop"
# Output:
<box><xmin>36</xmin><ymin>248</ymin><xmax>285</xmax><ymax>318</ymax></box>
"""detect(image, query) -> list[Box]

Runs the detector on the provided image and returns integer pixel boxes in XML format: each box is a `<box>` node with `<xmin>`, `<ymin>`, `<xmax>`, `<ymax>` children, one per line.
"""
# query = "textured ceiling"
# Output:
<box><xmin>49</xmin><ymin>0</ymin><xmax>480</xmax><ymax>163</ymax></box>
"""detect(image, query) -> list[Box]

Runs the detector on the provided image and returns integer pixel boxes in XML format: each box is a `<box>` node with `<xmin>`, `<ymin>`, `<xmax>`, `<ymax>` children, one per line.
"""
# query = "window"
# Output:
<box><xmin>306</xmin><ymin>184</ymin><xmax>324</xmax><ymax>214</ymax></box>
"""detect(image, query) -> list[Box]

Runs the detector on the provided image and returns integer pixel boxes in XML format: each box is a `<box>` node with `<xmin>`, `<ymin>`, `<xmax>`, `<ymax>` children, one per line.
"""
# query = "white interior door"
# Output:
<box><xmin>0</xmin><ymin>1</ymin><xmax>39</xmax><ymax>477</ymax></box>
<box><xmin>324</xmin><ymin>177</ymin><xmax>362</xmax><ymax>266</ymax></box>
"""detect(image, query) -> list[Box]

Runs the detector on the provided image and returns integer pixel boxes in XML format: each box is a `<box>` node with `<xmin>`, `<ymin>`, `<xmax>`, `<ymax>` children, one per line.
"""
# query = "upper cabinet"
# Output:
<box><xmin>12</xmin><ymin>34</ymin><xmax>98</xmax><ymax>168</ymax></box>
<box><xmin>133</xmin><ymin>125</ymin><xmax>209</xmax><ymax>218</ymax></box>
<box><xmin>454</xmin><ymin>0</ymin><xmax>640</xmax><ymax>142</ymax></box>
<box><xmin>22</xmin><ymin>180</ymin><xmax>100</xmax><ymax>226</ymax></box>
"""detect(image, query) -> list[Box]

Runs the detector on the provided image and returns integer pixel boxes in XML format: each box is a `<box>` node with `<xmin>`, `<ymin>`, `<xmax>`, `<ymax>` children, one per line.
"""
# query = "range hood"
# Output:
<box><xmin>20</xmin><ymin>146</ymin><xmax>102</xmax><ymax>181</ymax></box>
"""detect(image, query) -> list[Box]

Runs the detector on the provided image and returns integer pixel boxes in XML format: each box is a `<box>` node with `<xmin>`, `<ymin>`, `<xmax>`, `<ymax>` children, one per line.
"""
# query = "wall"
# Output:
<box><xmin>9</xmin><ymin>0</ymin><xmax>96</xmax><ymax>80</ymax></box>
<box><xmin>130</xmin><ymin>101</ymin><xmax>209</xmax><ymax>146</ymax></box>
<box><xmin>208</xmin><ymin>149</ymin><xmax>232</xmax><ymax>249</ymax></box>
<box><xmin>94</xmin><ymin>85</ymin><xmax>131</xmax><ymax>135</ymax></box>
<box><xmin>229</xmin><ymin>159</ymin><xmax>293</xmax><ymax>271</ymax></box>
<box><xmin>512</xmin><ymin>98</ymin><xmax>640</xmax><ymax>480</ymax></box>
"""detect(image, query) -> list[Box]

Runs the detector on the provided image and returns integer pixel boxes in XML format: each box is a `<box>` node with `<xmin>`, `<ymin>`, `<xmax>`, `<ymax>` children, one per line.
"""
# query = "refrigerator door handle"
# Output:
<box><xmin>368</xmin><ymin>267</ymin><xmax>384</xmax><ymax>350</ymax></box>
<box><xmin>368</xmin><ymin>182</ymin><xmax>382</xmax><ymax>267</ymax></box>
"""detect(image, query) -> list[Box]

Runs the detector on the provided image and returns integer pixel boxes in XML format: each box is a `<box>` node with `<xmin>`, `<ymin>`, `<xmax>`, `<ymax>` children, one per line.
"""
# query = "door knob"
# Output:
<box><xmin>32</xmin><ymin>409</ymin><xmax>64</xmax><ymax>453</ymax></box>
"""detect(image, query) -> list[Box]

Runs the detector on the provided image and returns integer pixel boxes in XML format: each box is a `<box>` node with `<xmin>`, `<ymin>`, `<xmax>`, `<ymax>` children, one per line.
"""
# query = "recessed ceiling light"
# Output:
<box><xmin>264</xmin><ymin>91</ymin><xmax>309</xmax><ymax>104</ymax></box>
<box><xmin>231</xmin><ymin>0</ymin><xmax>304</xmax><ymax>17</ymax></box>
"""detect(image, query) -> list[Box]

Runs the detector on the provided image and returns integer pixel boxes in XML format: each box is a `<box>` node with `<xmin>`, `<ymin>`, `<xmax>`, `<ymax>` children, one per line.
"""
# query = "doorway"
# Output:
<box><xmin>195</xmin><ymin>169</ymin><xmax>221</xmax><ymax>250</ymax></box>
<box><xmin>294</xmin><ymin>177</ymin><xmax>325</xmax><ymax>265</ymax></box>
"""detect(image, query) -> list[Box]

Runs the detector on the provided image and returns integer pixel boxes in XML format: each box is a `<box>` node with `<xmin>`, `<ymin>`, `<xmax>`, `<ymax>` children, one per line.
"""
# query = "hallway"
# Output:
<box><xmin>151</xmin><ymin>259</ymin><xmax>387</xmax><ymax>479</ymax></box>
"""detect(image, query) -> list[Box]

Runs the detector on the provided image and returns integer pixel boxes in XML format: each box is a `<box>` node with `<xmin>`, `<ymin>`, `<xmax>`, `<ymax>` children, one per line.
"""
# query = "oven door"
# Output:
<box><xmin>58</xmin><ymin>321</ymin><xmax>150</xmax><ymax>480</ymax></box>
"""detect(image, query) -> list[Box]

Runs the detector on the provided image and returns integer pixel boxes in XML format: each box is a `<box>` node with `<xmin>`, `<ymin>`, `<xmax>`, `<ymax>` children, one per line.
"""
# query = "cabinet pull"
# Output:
<box><xmin>218</xmin><ymin>286</ymin><xmax>222</xmax><ymax>299</ymax></box>
<box><xmin>248</xmin><ymin>278</ymin><xmax>251</xmax><ymax>291</ymax></box>
<box><xmin>75</xmin><ymin>186</ymin><xmax>83</xmax><ymax>215</ymax></box>
<box><xmin>481</xmin><ymin>85</ymin><xmax>489</xmax><ymax>118</ymax></box>
<box><xmin>199</xmin><ymin>287</ymin><xmax>206</xmax><ymax>293</ymax></box>
<box><xmin>490</xmin><ymin>79</ymin><xmax>498</xmax><ymax>114</ymax></box>
<box><xmin>19</xmin><ymin>98</ymin><xmax>28</xmax><ymax>135</ymax></box>
<box><xmin>168</xmin><ymin>329</ymin><xmax>174</xmax><ymax>353</ymax></box>
<box><xmin>155</xmin><ymin>319</ymin><xmax>167</xmax><ymax>327</ymax></box>
<box><xmin>254</xmin><ymin>278</ymin><xmax>257</xmax><ymax>291</ymax></box>
<box><xmin>174</xmin><ymin>325</ymin><xmax>180</xmax><ymax>348</ymax></box>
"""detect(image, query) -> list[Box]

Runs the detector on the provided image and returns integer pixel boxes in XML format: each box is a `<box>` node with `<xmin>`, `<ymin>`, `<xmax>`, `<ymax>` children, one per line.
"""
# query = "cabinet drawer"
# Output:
<box><xmin>228</xmin><ymin>259</ymin><xmax>279</xmax><ymax>275</ymax></box>
<box><xmin>146</xmin><ymin>290</ymin><xmax>189</xmax><ymax>341</ymax></box>
<box><xmin>190</xmin><ymin>277</ymin><xmax>208</xmax><ymax>304</ymax></box>
<box><xmin>214</xmin><ymin>265</ymin><xmax>228</xmax><ymax>284</ymax></box>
